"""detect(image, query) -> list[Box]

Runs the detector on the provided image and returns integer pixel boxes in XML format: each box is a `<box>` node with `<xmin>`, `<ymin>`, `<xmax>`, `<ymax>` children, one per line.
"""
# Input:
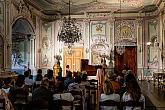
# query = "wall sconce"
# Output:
<box><xmin>146</xmin><ymin>42</ymin><xmax>152</xmax><ymax>46</ymax></box>
<box><xmin>59</xmin><ymin>49</ymin><xmax>62</xmax><ymax>53</ymax></box>
<box><xmin>7</xmin><ymin>44</ymin><xmax>10</xmax><ymax>49</ymax></box>
<box><xmin>138</xmin><ymin>46</ymin><xmax>142</xmax><ymax>53</ymax></box>
<box><xmin>85</xmin><ymin>48</ymin><xmax>89</xmax><ymax>53</ymax></box>
<box><xmin>38</xmin><ymin>49</ymin><xmax>41</xmax><ymax>53</ymax></box>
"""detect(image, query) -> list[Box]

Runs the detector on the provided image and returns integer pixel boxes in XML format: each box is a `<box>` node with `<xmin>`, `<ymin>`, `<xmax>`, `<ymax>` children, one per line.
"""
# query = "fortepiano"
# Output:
<box><xmin>81</xmin><ymin>59</ymin><xmax>100</xmax><ymax>76</ymax></box>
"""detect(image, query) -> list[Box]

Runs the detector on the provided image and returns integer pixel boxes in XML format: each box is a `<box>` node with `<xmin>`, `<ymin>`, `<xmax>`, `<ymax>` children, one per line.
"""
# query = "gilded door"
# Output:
<box><xmin>64</xmin><ymin>47</ymin><xmax>83</xmax><ymax>75</ymax></box>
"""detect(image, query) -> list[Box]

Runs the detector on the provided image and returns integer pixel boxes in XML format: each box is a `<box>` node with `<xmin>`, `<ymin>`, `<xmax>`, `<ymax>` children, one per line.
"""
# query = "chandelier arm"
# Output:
<box><xmin>57</xmin><ymin>0</ymin><xmax>82</xmax><ymax>48</ymax></box>
<box><xmin>116</xmin><ymin>0</ymin><xmax>125</xmax><ymax>55</ymax></box>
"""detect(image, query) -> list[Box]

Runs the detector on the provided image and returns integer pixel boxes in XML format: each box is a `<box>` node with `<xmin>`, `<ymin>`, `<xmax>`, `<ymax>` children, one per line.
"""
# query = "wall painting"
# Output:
<box><xmin>41</xmin><ymin>23</ymin><xmax>52</xmax><ymax>67</ymax></box>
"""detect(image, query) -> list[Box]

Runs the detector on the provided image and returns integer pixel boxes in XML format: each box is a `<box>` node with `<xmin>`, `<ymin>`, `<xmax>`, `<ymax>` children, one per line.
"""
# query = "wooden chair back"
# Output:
<box><xmin>31</xmin><ymin>100</ymin><xmax>49</xmax><ymax>110</ymax></box>
<box><xmin>0</xmin><ymin>99</ymin><xmax>5</xmax><ymax>110</ymax></box>
<box><xmin>12</xmin><ymin>88</ymin><xmax>28</xmax><ymax>105</ymax></box>
<box><xmin>99</xmin><ymin>100</ymin><xmax>120</xmax><ymax>110</ymax></box>
<box><xmin>70</xmin><ymin>90</ymin><xmax>83</xmax><ymax>110</ymax></box>
<box><xmin>60</xmin><ymin>100</ymin><xmax>73</xmax><ymax>110</ymax></box>
<box><xmin>121</xmin><ymin>101</ymin><xmax>144</xmax><ymax>110</ymax></box>
<box><xmin>52</xmin><ymin>99</ymin><xmax>73</xmax><ymax>110</ymax></box>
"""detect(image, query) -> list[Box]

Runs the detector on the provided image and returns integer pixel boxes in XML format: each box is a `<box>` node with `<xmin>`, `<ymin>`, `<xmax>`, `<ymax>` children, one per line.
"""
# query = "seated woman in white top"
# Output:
<box><xmin>122</xmin><ymin>79</ymin><xmax>145</xmax><ymax>110</ymax></box>
<box><xmin>100</xmin><ymin>80</ymin><xmax>120</xmax><ymax>110</ymax></box>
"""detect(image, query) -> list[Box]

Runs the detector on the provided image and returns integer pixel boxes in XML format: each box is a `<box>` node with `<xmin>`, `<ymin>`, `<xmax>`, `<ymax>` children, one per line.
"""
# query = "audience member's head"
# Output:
<box><xmin>74</xmin><ymin>75</ymin><xmax>81</xmax><ymax>84</ymax></box>
<box><xmin>81</xmin><ymin>73</ymin><xmax>88</xmax><ymax>81</ymax></box>
<box><xmin>103</xmin><ymin>80</ymin><xmax>114</xmax><ymax>95</ymax></box>
<box><xmin>66</xmin><ymin>65</ymin><xmax>69</xmax><ymax>69</ymax></box>
<box><xmin>47</xmin><ymin>69</ymin><xmax>53</xmax><ymax>79</ymax></box>
<box><xmin>127</xmin><ymin>70</ymin><xmax>132</xmax><ymax>74</ymax></box>
<box><xmin>37</xmin><ymin>69</ymin><xmax>42</xmax><ymax>74</ymax></box>
<box><xmin>106</xmin><ymin>71</ymin><xmax>116</xmax><ymax>80</ymax></box>
<box><xmin>4</xmin><ymin>77</ymin><xmax>12</xmax><ymax>85</ymax></box>
<box><xmin>126</xmin><ymin>79</ymin><xmax>141</xmax><ymax>102</ymax></box>
<box><xmin>123</xmin><ymin>64</ymin><xmax>128</xmax><ymax>70</ymax></box>
<box><xmin>125</xmin><ymin>73</ymin><xmax>136</xmax><ymax>83</ymax></box>
<box><xmin>24</xmin><ymin>71</ymin><xmax>30</xmax><ymax>77</ymax></box>
<box><xmin>41</xmin><ymin>79</ymin><xmax>49</xmax><ymax>89</ymax></box>
<box><xmin>0</xmin><ymin>80</ymin><xmax>3</xmax><ymax>89</ymax></box>
<box><xmin>29</xmin><ymin>75</ymin><xmax>33</xmax><ymax>79</ymax></box>
<box><xmin>15</xmin><ymin>74</ymin><xmax>25</xmax><ymax>87</ymax></box>
<box><xmin>28</xmin><ymin>69</ymin><xmax>32</xmax><ymax>75</ymax></box>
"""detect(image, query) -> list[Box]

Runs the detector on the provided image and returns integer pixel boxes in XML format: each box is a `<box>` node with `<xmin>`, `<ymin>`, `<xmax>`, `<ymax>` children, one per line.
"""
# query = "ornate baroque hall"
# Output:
<box><xmin>0</xmin><ymin>0</ymin><xmax>165</xmax><ymax>110</ymax></box>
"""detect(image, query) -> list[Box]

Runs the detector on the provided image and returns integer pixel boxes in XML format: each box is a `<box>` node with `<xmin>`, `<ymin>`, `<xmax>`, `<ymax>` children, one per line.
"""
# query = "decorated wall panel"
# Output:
<box><xmin>90</xmin><ymin>21</ymin><xmax>110</xmax><ymax>65</ymax></box>
<box><xmin>114</xmin><ymin>20</ymin><xmax>137</xmax><ymax>46</ymax></box>
<box><xmin>148</xmin><ymin>19</ymin><xmax>160</xmax><ymax>68</ymax></box>
<box><xmin>41</xmin><ymin>22</ymin><xmax>53</xmax><ymax>67</ymax></box>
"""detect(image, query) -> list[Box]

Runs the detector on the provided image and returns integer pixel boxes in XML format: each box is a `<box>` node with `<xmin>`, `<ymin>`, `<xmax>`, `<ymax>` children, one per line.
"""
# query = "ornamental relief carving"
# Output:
<box><xmin>115</xmin><ymin>20</ymin><xmax>137</xmax><ymax>46</ymax></box>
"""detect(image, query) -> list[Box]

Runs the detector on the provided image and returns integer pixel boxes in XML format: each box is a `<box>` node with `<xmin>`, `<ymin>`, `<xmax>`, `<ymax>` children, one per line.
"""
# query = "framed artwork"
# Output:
<box><xmin>91</xmin><ymin>22</ymin><xmax>106</xmax><ymax>37</ymax></box>
<box><xmin>148</xmin><ymin>20</ymin><xmax>159</xmax><ymax>66</ymax></box>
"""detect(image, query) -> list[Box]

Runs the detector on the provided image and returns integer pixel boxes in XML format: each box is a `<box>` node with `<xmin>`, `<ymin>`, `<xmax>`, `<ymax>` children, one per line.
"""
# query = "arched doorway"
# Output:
<box><xmin>0</xmin><ymin>35</ymin><xmax>4</xmax><ymax>71</ymax></box>
<box><xmin>12</xmin><ymin>18</ymin><xmax>35</xmax><ymax>74</ymax></box>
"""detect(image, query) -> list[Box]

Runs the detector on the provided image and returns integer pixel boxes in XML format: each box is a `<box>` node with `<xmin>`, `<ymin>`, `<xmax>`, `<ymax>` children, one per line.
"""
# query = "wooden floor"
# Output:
<box><xmin>139</xmin><ymin>80</ymin><xmax>165</xmax><ymax>110</ymax></box>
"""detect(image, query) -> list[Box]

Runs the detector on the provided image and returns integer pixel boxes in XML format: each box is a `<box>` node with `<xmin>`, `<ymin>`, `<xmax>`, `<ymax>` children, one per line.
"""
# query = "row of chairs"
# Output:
<box><xmin>0</xmin><ymin>99</ymin><xmax>5</xmax><ymax>110</ymax></box>
<box><xmin>100</xmin><ymin>100</ymin><xmax>144</xmax><ymax>110</ymax></box>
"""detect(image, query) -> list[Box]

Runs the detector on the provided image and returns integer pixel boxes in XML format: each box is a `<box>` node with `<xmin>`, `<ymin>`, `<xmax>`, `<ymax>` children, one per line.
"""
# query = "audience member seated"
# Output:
<box><xmin>34</xmin><ymin>69</ymin><xmax>43</xmax><ymax>89</ymax></box>
<box><xmin>124</xmin><ymin>71</ymin><xmax>136</xmax><ymax>83</ymax></box>
<box><xmin>53</xmin><ymin>83</ymin><xmax>74</xmax><ymax>110</ymax></box>
<box><xmin>2</xmin><ymin>77</ymin><xmax>13</xmax><ymax>95</ymax></box>
<box><xmin>68</xmin><ymin>75</ymin><xmax>85</xmax><ymax>110</ymax></box>
<box><xmin>0</xmin><ymin>79</ymin><xmax>3</xmax><ymax>89</ymax></box>
<box><xmin>107</xmin><ymin>73</ymin><xmax>121</xmax><ymax>94</ymax></box>
<box><xmin>0</xmin><ymin>88</ymin><xmax>14</xmax><ymax>110</ymax></box>
<box><xmin>32</xmin><ymin>79</ymin><xmax>53</xmax><ymax>109</ymax></box>
<box><xmin>122</xmin><ymin>79</ymin><xmax>145</xmax><ymax>110</ymax></box>
<box><xmin>9</xmin><ymin>75</ymin><xmax>29</xmax><ymax>104</ymax></box>
<box><xmin>24</xmin><ymin>71</ymin><xmax>34</xmax><ymax>86</ymax></box>
<box><xmin>47</xmin><ymin>69</ymin><xmax>56</xmax><ymax>90</ymax></box>
<box><xmin>35</xmin><ymin>69</ymin><xmax>43</xmax><ymax>82</ymax></box>
<box><xmin>80</xmin><ymin>72</ymin><xmax>90</xmax><ymax>88</ymax></box>
<box><xmin>79</xmin><ymin>73</ymin><xmax>90</xmax><ymax>100</ymax></box>
<box><xmin>64</xmin><ymin>71</ymin><xmax>74</xmax><ymax>91</ymax></box>
<box><xmin>116</xmin><ymin>72</ymin><xmax>124</xmax><ymax>86</ymax></box>
<box><xmin>100</xmin><ymin>80</ymin><xmax>120</xmax><ymax>110</ymax></box>
<box><xmin>68</xmin><ymin>75</ymin><xmax>83</xmax><ymax>99</ymax></box>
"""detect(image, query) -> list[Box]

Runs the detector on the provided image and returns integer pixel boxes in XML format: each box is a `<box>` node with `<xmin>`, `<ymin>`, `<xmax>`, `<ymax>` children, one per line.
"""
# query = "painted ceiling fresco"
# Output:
<box><xmin>24</xmin><ymin>0</ymin><xmax>157</xmax><ymax>15</ymax></box>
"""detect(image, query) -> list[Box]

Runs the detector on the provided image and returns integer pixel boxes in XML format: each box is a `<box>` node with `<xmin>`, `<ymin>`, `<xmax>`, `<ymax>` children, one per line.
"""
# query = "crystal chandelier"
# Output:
<box><xmin>116</xmin><ymin>0</ymin><xmax>125</xmax><ymax>55</ymax></box>
<box><xmin>57</xmin><ymin>0</ymin><xmax>82</xmax><ymax>48</ymax></box>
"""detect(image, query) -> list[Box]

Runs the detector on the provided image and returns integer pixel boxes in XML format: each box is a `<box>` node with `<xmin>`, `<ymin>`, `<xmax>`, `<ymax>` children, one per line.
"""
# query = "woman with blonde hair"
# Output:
<box><xmin>100</xmin><ymin>80</ymin><xmax>120</xmax><ymax>110</ymax></box>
